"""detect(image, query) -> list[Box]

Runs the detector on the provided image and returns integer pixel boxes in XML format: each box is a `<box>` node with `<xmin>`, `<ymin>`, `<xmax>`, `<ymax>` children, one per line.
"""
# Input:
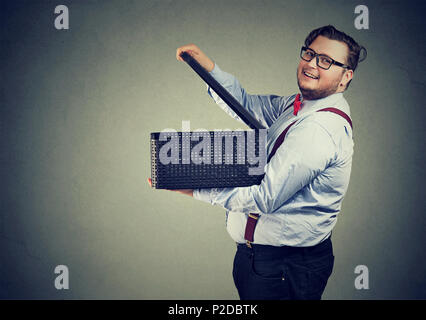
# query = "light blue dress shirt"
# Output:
<box><xmin>193</xmin><ymin>63</ymin><xmax>354</xmax><ymax>247</ymax></box>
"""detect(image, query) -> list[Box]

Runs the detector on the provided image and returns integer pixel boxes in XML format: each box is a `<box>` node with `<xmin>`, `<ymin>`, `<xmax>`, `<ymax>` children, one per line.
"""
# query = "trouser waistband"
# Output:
<box><xmin>237</xmin><ymin>236</ymin><xmax>332</xmax><ymax>256</ymax></box>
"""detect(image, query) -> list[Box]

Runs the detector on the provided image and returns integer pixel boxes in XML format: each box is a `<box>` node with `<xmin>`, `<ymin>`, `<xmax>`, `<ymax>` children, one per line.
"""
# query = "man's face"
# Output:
<box><xmin>297</xmin><ymin>35</ymin><xmax>351</xmax><ymax>100</ymax></box>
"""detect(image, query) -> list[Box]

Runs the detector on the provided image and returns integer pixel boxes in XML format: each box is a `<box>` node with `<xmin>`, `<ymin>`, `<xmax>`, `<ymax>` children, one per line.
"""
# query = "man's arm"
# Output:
<box><xmin>176</xmin><ymin>44</ymin><xmax>283</xmax><ymax>128</ymax></box>
<box><xmin>206</xmin><ymin>64</ymin><xmax>283</xmax><ymax>128</ymax></box>
<box><xmin>193</xmin><ymin>119</ymin><xmax>336</xmax><ymax>213</ymax></box>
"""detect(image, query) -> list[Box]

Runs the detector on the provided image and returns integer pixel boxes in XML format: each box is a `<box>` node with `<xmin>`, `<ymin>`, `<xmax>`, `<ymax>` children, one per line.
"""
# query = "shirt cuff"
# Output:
<box><xmin>206</xmin><ymin>63</ymin><xmax>225</xmax><ymax>97</ymax></box>
<box><xmin>208</xmin><ymin>63</ymin><xmax>228</xmax><ymax>83</ymax></box>
<box><xmin>209</xmin><ymin>62</ymin><xmax>220</xmax><ymax>75</ymax></box>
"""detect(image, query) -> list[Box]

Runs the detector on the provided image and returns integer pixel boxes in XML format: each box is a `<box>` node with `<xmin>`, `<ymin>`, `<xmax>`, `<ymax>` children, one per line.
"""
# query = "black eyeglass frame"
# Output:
<box><xmin>300</xmin><ymin>46</ymin><xmax>352</xmax><ymax>70</ymax></box>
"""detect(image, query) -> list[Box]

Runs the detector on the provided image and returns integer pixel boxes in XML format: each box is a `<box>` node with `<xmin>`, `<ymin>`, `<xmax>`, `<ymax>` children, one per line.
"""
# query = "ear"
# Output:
<box><xmin>340</xmin><ymin>69</ymin><xmax>353</xmax><ymax>88</ymax></box>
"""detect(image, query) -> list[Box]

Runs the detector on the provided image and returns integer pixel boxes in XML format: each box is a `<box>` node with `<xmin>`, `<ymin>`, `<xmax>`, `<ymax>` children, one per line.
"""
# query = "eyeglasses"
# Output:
<box><xmin>300</xmin><ymin>46</ymin><xmax>351</xmax><ymax>70</ymax></box>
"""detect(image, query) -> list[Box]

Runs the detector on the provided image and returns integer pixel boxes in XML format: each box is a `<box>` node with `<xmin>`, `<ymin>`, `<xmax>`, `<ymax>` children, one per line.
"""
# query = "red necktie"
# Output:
<box><xmin>293</xmin><ymin>93</ymin><xmax>302</xmax><ymax>116</ymax></box>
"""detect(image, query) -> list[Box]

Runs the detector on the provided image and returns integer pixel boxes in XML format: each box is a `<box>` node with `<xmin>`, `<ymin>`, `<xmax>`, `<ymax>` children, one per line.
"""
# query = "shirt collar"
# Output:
<box><xmin>298</xmin><ymin>92</ymin><xmax>345</xmax><ymax>116</ymax></box>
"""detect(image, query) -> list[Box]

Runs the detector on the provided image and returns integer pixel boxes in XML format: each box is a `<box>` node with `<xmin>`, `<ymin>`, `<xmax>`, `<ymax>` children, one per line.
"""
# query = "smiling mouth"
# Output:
<box><xmin>302</xmin><ymin>71</ymin><xmax>319</xmax><ymax>80</ymax></box>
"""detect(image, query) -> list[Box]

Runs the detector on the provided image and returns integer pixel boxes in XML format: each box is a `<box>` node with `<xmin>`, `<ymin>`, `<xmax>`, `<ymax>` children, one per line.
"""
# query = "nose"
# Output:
<box><xmin>307</xmin><ymin>56</ymin><xmax>318</xmax><ymax>69</ymax></box>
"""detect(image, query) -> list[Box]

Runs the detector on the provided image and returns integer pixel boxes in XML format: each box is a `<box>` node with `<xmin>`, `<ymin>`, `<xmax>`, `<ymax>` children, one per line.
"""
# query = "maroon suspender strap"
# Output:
<box><xmin>243</xmin><ymin>107</ymin><xmax>353</xmax><ymax>246</ymax></box>
<box><xmin>317</xmin><ymin>107</ymin><xmax>353</xmax><ymax>129</ymax></box>
<box><xmin>243</xmin><ymin>119</ymin><xmax>297</xmax><ymax>243</ymax></box>
<box><xmin>244</xmin><ymin>214</ymin><xmax>260</xmax><ymax>243</ymax></box>
<box><xmin>267</xmin><ymin>121</ymin><xmax>298</xmax><ymax>163</ymax></box>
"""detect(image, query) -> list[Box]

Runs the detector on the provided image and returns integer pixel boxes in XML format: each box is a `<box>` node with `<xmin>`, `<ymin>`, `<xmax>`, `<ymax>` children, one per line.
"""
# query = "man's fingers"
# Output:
<box><xmin>176</xmin><ymin>49</ymin><xmax>191</xmax><ymax>61</ymax></box>
<box><xmin>176</xmin><ymin>44</ymin><xmax>199</xmax><ymax>61</ymax></box>
<box><xmin>176</xmin><ymin>49</ymin><xmax>184</xmax><ymax>61</ymax></box>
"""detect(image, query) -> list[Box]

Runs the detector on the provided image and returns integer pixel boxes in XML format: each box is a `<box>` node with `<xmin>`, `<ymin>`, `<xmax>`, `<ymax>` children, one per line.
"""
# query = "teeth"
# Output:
<box><xmin>304</xmin><ymin>71</ymin><xmax>318</xmax><ymax>79</ymax></box>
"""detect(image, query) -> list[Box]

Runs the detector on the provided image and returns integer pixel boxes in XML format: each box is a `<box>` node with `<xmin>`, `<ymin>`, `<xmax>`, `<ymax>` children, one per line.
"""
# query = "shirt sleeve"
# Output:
<box><xmin>206</xmin><ymin>63</ymin><xmax>284</xmax><ymax>128</ymax></box>
<box><xmin>193</xmin><ymin>118</ymin><xmax>337</xmax><ymax>214</ymax></box>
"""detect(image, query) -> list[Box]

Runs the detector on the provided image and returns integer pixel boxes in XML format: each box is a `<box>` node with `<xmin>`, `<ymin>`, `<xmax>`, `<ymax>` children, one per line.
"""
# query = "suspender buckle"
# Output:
<box><xmin>245</xmin><ymin>240</ymin><xmax>252</xmax><ymax>248</ymax></box>
<box><xmin>248</xmin><ymin>214</ymin><xmax>259</xmax><ymax>220</ymax></box>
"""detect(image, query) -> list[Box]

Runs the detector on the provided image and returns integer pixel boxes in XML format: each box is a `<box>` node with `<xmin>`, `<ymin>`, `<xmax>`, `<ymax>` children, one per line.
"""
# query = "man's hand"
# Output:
<box><xmin>176</xmin><ymin>43</ymin><xmax>215</xmax><ymax>72</ymax></box>
<box><xmin>147</xmin><ymin>178</ymin><xmax>193</xmax><ymax>197</ymax></box>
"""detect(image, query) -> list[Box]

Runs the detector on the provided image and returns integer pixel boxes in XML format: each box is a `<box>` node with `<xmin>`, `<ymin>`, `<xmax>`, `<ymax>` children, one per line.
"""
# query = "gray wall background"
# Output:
<box><xmin>1</xmin><ymin>0</ymin><xmax>425</xmax><ymax>299</ymax></box>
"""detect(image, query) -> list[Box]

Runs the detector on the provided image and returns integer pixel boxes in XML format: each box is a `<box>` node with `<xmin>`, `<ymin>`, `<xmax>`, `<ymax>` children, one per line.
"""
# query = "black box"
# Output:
<box><xmin>150</xmin><ymin>52</ymin><xmax>267</xmax><ymax>189</ymax></box>
<box><xmin>150</xmin><ymin>130</ymin><xmax>266</xmax><ymax>189</ymax></box>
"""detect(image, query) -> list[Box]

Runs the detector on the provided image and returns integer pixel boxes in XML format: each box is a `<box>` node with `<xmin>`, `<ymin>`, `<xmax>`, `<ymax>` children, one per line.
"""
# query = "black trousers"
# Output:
<box><xmin>232</xmin><ymin>237</ymin><xmax>334</xmax><ymax>300</ymax></box>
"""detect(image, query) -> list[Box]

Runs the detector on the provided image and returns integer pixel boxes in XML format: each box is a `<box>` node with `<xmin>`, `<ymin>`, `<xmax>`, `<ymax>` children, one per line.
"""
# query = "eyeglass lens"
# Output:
<box><xmin>301</xmin><ymin>48</ymin><xmax>333</xmax><ymax>69</ymax></box>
